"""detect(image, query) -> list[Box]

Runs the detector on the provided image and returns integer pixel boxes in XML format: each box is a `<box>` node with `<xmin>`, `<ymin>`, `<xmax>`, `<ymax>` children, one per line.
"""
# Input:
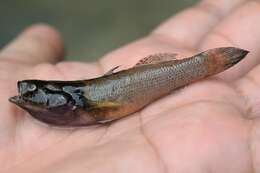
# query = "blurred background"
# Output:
<box><xmin>0</xmin><ymin>0</ymin><xmax>197</xmax><ymax>61</ymax></box>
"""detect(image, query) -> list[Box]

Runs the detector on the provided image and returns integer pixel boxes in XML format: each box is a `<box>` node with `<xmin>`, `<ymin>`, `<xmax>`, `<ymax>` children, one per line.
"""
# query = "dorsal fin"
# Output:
<box><xmin>135</xmin><ymin>53</ymin><xmax>178</xmax><ymax>66</ymax></box>
<box><xmin>104</xmin><ymin>66</ymin><xmax>120</xmax><ymax>76</ymax></box>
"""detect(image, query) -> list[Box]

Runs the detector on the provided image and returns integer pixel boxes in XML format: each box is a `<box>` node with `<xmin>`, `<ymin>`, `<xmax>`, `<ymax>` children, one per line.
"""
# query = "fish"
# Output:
<box><xmin>9</xmin><ymin>47</ymin><xmax>249</xmax><ymax>127</ymax></box>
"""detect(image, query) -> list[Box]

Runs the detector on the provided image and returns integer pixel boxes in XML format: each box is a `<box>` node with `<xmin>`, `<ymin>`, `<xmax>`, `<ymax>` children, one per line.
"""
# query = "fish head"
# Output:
<box><xmin>9</xmin><ymin>80</ymin><xmax>83</xmax><ymax>126</ymax></box>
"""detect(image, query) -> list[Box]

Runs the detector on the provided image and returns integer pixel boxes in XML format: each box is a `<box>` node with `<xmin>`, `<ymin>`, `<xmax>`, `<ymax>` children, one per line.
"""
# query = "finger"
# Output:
<box><xmin>153</xmin><ymin>0</ymin><xmax>246</xmax><ymax>49</ymax></box>
<box><xmin>199</xmin><ymin>1</ymin><xmax>260</xmax><ymax>81</ymax></box>
<box><xmin>99</xmin><ymin>0</ymin><xmax>246</xmax><ymax>72</ymax></box>
<box><xmin>235</xmin><ymin>70</ymin><xmax>260</xmax><ymax>119</ymax></box>
<box><xmin>235</xmin><ymin>62</ymin><xmax>260</xmax><ymax>119</ymax></box>
<box><xmin>0</xmin><ymin>24</ymin><xmax>64</xmax><ymax>65</ymax></box>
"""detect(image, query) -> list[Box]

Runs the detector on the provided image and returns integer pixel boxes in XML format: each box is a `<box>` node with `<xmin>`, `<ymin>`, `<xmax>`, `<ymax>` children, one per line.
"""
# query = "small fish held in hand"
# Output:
<box><xmin>9</xmin><ymin>47</ymin><xmax>249</xmax><ymax>127</ymax></box>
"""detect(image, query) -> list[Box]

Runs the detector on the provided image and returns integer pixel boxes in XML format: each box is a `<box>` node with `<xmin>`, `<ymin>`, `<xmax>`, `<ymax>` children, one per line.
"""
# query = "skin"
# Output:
<box><xmin>1</xmin><ymin>0</ymin><xmax>260</xmax><ymax>172</ymax></box>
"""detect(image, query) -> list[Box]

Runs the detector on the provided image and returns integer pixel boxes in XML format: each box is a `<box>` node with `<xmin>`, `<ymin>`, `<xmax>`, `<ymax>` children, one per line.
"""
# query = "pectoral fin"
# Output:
<box><xmin>87</xmin><ymin>100</ymin><xmax>121</xmax><ymax>110</ymax></box>
<box><xmin>135</xmin><ymin>53</ymin><xmax>178</xmax><ymax>66</ymax></box>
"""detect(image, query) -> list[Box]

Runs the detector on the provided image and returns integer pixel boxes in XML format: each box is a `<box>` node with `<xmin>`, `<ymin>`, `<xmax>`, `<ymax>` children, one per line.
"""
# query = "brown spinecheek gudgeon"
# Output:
<box><xmin>9</xmin><ymin>47</ymin><xmax>249</xmax><ymax>127</ymax></box>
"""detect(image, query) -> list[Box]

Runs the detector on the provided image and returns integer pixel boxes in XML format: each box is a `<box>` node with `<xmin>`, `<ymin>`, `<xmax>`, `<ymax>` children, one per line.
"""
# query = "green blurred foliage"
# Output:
<box><xmin>0</xmin><ymin>0</ymin><xmax>197</xmax><ymax>61</ymax></box>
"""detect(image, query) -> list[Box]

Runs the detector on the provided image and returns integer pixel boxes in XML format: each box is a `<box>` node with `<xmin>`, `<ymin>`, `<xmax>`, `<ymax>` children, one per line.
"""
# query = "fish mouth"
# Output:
<box><xmin>9</xmin><ymin>95</ymin><xmax>36</xmax><ymax>109</ymax></box>
<box><xmin>9</xmin><ymin>96</ymin><xmax>34</xmax><ymax>111</ymax></box>
<box><xmin>9</xmin><ymin>96</ymin><xmax>25</xmax><ymax>105</ymax></box>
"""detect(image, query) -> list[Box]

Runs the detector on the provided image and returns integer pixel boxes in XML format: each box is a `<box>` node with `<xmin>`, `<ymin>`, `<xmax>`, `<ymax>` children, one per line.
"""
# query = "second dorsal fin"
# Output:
<box><xmin>135</xmin><ymin>53</ymin><xmax>178</xmax><ymax>66</ymax></box>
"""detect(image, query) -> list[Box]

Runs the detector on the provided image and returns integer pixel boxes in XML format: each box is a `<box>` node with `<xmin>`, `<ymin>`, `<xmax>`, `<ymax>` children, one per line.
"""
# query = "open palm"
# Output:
<box><xmin>1</xmin><ymin>0</ymin><xmax>260</xmax><ymax>172</ymax></box>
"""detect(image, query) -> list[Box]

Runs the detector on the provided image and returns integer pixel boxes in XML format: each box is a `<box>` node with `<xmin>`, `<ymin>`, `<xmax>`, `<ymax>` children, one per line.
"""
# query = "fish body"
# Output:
<box><xmin>9</xmin><ymin>47</ymin><xmax>249</xmax><ymax>126</ymax></box>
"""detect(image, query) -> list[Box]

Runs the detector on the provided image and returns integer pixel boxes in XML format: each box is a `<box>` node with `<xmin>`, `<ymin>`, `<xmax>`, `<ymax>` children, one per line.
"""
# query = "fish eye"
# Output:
<box><xmin>18</xmin><ymin>81</ymin><xmax>38</xmax><ymax>96</ymax></box>
<box><xmin>27</xmin><ymin>83</ymin><xmax>37</xmax><ymax>92</ymax></box>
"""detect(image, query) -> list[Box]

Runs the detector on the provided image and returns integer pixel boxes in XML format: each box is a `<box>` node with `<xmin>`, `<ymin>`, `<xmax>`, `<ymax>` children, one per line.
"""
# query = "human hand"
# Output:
<box><xmin>2</xmin><ymin>0</ymin><xmax>260</xmax><ymax>172</ymax></box>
